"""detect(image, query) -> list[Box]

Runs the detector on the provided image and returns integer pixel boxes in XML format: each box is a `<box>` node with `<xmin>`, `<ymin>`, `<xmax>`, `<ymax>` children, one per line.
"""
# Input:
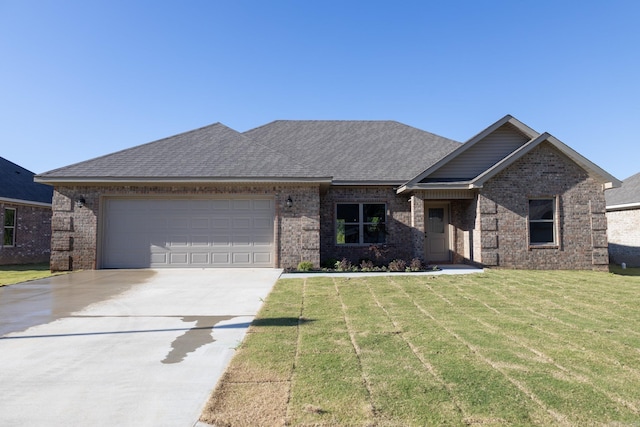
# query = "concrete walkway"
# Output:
<box><xmin>0</xmin><ymin>269</ymin><xmax>281</xmax><ymax>427</ymax></box>
<box><xmin>280</xmin><ymin>264</ymin><xmax>484</xmax><ymax>278</ymax></box>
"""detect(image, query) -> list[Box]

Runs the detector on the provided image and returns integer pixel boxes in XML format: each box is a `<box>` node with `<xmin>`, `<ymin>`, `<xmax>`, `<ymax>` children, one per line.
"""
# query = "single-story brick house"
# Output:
<box><xmin>35</xmin><ymin>115</ymin><xmax>619</xmax><ymax>272</ymax></box>
<box><xmin>606</xmin><ymin>172</ymin><xmax>640</xmax><ymax>267</ymax></box>
<box><xmin>1</xmin><ymin>157</ymin><xmax>53</xmax><ymax>265</ymax></box>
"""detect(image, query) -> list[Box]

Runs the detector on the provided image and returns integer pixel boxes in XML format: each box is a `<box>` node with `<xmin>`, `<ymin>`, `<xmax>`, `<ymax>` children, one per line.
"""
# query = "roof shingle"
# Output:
<box><xmin>0</xmin><ymin>157</ymin><xmax>53</xmax><ymax>204</ymax></box>
<box><xmin>606</xmin><ymin>172</ymin><xmax>640</xmax><ymax>207</ymax></box>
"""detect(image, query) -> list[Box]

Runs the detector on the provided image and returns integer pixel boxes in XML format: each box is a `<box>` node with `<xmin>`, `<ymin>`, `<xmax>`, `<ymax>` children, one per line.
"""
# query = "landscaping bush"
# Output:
<box><xmin>359</xmin><ymin>259</ymin><xmax>374</xmax><ymax>271</ymax></box>
<box><xmin>409</xmin><ymin>258</ymin><xmax>423</xmax><ymax>272</ymax></box>
<box><xmin>335</xmin><ymin>258</ymin><xmax>354</xmax><ymax>272</ymax></box>
<box><xmin>297</xmin><ymin>261</ymin><xmax>314</xmax><ymax>272</ymax></box>
<box><xmin>388</xmin><ymin>259</ymin><xmax>407</xmax><ymax>272</ymax></box>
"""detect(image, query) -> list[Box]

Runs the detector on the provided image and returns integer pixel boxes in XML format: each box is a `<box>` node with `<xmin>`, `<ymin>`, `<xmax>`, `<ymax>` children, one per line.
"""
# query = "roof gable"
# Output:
<box><xmin>0</xmin><ymin>157</ymin><xmax>52</xmax><ymax>204</ymax></box>
<box><xmin>398</xmin><ymin>115</ymin><xmax>620</xmax><ymax>193</ymax></box>
<box><xmin>606</xmin><ymin>172</ymin><xmax>640</xmax><ymax>208</ymax></box>
<box><xmin>472</xmin><ymin>133</ymin><xmax>620</xmax><ymax>188</ymax></box>
<box><xmin>402</xmin><ymin>115</ymin><xmax>539</xmax><ymax>186</ymax></box>
<box><xmin>36</xmin><ymin>123</ymin><xmax>330</xmax><ymax>183</ymax></box>
<box><xmin>244</xmin><ymin>120</ymin><xmax>460</xmax><ymax>183</ymax></box>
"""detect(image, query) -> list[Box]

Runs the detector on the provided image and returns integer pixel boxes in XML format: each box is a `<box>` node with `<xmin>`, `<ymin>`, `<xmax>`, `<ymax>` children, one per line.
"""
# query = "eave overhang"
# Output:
<box><xmin>34</xmin><ymin>176</ymin><xmax>334</xmax><ymax>186</ymax></box>
<box><xmin>0</xmin><ymin>196</ymin><xmax>52</xmax><ymax>208</ymax></box>
<box><xmin>606</xmin><ymin>202</ymin><xmax>640</xmax><ymax>212</ymax></box>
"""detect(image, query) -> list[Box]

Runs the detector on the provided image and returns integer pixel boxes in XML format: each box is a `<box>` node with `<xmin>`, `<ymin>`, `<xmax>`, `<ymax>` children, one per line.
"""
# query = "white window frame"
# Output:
<box><xmin>335</xmin><ymin>202</ymin><xmax>386</xmax><ymax>245</ymax></box>
<box><xmin>3</xmin><ymin>207</ymin><xmax>16</xmax><ymax>247</ymax></box>
<box><xmin>528</xmin><ymin>197</ymin><xmax>558</xmax><ymax>247</ymax></box>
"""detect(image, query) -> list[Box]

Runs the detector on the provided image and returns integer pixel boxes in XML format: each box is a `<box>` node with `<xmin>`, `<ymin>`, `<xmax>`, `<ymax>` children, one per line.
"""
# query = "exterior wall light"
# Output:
<box><xmin>75</xmin><ymin>197</ymin><xmax>86</xmax><ymax>208</ymax></box>
<box><xmin>286</xmin><ymin>196</ymin><xmax>293</xmax><ymax>208</ymax></box>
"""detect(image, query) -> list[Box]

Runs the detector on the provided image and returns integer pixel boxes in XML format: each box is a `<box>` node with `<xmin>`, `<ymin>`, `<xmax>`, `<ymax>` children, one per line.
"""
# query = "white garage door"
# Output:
<box><xmin>102</xmin><ymin>198</ymin><xmax>274</xmax><ymax>268</ymax></box>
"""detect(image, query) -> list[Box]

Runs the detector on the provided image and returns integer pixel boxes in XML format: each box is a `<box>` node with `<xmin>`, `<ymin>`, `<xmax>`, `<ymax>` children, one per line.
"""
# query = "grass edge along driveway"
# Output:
<box><xmin>0</xmin><ymin>263</ymin><xmax>58</xmax><ymax>286</ymax></box>
<box><xmin>201</xmin><ymin>269</ymin><xmax>640</xmax><ymax>426</ymax></box>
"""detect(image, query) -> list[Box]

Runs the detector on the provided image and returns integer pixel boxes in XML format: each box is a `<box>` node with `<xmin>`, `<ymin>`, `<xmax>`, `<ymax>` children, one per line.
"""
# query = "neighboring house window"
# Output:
<box><xmin>336</xmin><ymin>203</ymin><xmax>386</xmax><ymax>245</ymax></box>
<box><xmin>3</xmin><ymin>208</ymin><xmax>16</xmax><ymax>247</ymax></box>
<box><xmin>529</xmin><ymin>198</ymin><xmax>556</xmax><ymax>245</ymax></box>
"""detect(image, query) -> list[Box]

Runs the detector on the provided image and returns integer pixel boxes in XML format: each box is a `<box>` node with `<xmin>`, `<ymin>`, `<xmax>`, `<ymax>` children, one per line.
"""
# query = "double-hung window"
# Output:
<box><xmin>336</xmin><ymin>203</ymin><xmax>386</xmax><ymax>245</ymax></box>
<box><xmin>529</xmin><ymin>198</ymin><xmax>556</xmax><ymax>246</ymax></box>
<box><xmin>3</xmin><ymin>208</ymin><xmax>16</xmax><ymax>247</ymax></box>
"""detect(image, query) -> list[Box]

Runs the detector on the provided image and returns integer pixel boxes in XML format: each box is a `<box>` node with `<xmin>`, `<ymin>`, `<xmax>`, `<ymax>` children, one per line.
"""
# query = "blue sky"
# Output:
<box><xmin>1</xmin><ymin>1</ymin><xmax>639</xmax><ymax>180</ymax></box>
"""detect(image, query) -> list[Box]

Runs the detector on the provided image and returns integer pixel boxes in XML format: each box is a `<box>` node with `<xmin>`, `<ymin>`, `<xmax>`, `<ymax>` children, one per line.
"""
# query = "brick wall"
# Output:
<box><xmin>478</xmin><ymin>142</ymin><xmax>609</xmax><ymax>271</ymax></box>
<box><xmin>0</xmin><ymin>202</ymin><xmax>51</xmax><ymax>265</ymax></box>
<box><xmin>607</xmin><ymin>208</ymin><xmax>640</xmax><ymax>267</ymax></box>
<box><xmin>319</xmin><ymin>186</ymin><xmax>414</xmax><ymax>266</ymax></box>
<box><xmin>50</xmin><ymin>184</ymin><xmax>320</xmax><ymax>271</ymax></box>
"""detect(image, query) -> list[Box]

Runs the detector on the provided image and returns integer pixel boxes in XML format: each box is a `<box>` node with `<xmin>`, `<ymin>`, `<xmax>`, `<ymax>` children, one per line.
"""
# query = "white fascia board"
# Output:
<box><xmin>0</xmin><ymin>197</ymin><xmax>52</xmax><ymax>208</ymax></box>
<box><xmin>397</xmin><ymin>182</ymin><xmax>475</xmax><ymax>194</ymax></box>
<box><xmin>606</xmin><ymin>202</ymin><xmax>640</xmax><ymax>211</ymax></box>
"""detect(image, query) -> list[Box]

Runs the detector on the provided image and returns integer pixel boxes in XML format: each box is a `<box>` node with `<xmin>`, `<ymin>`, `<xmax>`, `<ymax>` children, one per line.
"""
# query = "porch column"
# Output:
<box><xmin>409</xmin><ymin>193</ymin><xmax>426</xmax><ymax>263</ymax></box>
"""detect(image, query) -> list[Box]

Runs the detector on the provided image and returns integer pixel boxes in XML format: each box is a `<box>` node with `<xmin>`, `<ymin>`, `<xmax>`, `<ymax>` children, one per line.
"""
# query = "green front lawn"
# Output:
<box><xmin>202</xmin><ymin>269</ymin><xmax>640</xmax><ymax>426</ymax></box>
<box><xmin>0</xmin><ymin>263</ymin><xmax>57</xmax><ymax>286</ymax></box>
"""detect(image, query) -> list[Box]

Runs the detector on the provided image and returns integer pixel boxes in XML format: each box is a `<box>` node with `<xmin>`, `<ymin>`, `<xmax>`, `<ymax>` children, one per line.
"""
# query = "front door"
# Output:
<box><xmin>425</xmin><ymin>203</ymin><xmax>450</xmax><ymax>262</ymax></box>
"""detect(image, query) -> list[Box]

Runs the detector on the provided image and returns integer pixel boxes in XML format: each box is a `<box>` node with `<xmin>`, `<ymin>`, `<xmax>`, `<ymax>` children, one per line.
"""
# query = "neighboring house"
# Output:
<box><xmin>0</xmin><ymin>157</ymin><xmax>53</xmax><ymax>265</ymax></box>
<box><xmin>34</xmin><ymin>115</ymin><xmax>619</xmax><ymax>272</ymax></box>
<box><xmin>606</xmin><ymin>172</ymin><xmax>640</xmax><ymax>267</ymax></box>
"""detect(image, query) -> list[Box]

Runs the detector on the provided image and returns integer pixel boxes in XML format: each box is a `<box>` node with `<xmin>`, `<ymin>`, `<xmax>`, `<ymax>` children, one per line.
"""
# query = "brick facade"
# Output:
<box><xmin>48</xmin><ymin>143</ymin><xmax>610</xmax><ymax>272</ymax></box>
<box><xmin>476</xmin><ymin>142</ymin><xmax>609</xmax><ymax>271</ymax></box>
<box><xmin>606</xmin><ymin>208</ymin><xmax>640</xmax><ymax>267</ymax></box>
<box><xmin>0</xmin><ymin>202</ymin><xmax>51</xmax><ymax>265</ymax></box>
<box><xmin>319</xmin><ymin>186</ymin><xmax>415</xmax><ymax>266</ymax></box>
<box><xmin>50</xmin><ymin>184</ymin><xmax>320</xmax><ymax>271</ymax></box>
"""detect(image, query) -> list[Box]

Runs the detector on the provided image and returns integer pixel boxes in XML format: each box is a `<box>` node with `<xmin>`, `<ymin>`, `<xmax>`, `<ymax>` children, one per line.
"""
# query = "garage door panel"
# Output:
<box><xmin>254</xmin><ymin>252</ymin><xmax>272</xmax><ymax>264</ymax></box>
<box><xmin>102</xmin><ymin>198</ymin><xmax>274</xmax><ymax>268</ymax></box>
<box><xmin>212</xmin><ymin>235</ymin><xmax>230</xmax><ymax>246</ymax></box>
<box><xmin>233</xmin><ymin>200</ymin><xmax>251</xmax><ymax>210</ymax></box>
<box><xmin>212</xmin><ymin>253</ymin><xmax>230</xmax><ymax>265</ymax></box>
<box><xmin>232</xmin><ymin>252</ymin><xmax>251</xmax><ymax>263</ymax></box>
<box><xmin>190</xmin><ymin>253</ymin><xmax>210</xmax><ymax>264</ymax></box>
<box><xmin>191</xmin><ymin>236</ymin><xmax>210</xmax><ymax>247</ymax></box>
<box><xmin>169</xmin><ymin>253</ymin><xmax>189</xmax><ymax>264</ymax></box>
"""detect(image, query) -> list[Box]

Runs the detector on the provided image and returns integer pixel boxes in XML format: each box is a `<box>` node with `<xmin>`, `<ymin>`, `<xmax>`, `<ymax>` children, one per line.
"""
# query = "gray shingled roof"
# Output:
<box><xmin>37</xmin><ymin>120</ymin><xmax>461</xmax><ymax>184</ymax></box>
<box><xmin>37</xmin><ymin>123</ymin><xmax>329</xmax><ymax>181</ymax></box>
<box><xmin>606</xmin><ymin>172</ymin><xmax>640</xmax><ymax>207</ymax></box>
<box><xmin>0</xmin><ymin>157</ymin><xmax>53</xmax><ymax>204</ymax></box>
<box><xmin>244</xmin><ymin>120</ymin><xmax>461</xmax><ymax>182</ymax></box>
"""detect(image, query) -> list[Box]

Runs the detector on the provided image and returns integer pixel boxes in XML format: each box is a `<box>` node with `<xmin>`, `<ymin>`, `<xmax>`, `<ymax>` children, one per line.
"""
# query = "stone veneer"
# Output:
<box><xmin>0</xmin><ymin>202</ymin><xmax>51</xmax><ymax>265</ymax></box>
<box><xmin>606</xmin><ymin>208</ymin><xmax>640</xmax><ymax>267</ymax></box>
<box><xmin>50</xmin><ymin>184</ymin><xmax>320</xmax><ymax>271</ymax></box>
<box><xmin>476</xmin><ymin>142</ymin><xmax>609</xmax><ymax>271</ymax></box>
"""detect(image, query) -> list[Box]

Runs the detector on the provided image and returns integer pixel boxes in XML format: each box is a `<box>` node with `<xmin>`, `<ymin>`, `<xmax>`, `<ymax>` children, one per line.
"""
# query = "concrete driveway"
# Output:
<box><xmin>0</xmin><ymin>268</ymin><xmax>281</xmax><ymax>427</ymax></box>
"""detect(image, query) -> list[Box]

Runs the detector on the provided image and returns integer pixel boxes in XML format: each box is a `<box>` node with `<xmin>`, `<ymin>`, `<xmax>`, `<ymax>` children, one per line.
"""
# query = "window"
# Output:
<box><xmin>3</xmin><ymin>208</ymin><xmax>16</xmax><ymax>247</ymax></box>
<box><xmin>336</xmin><ymin>203</ymin><xmax>386</xmax><ymax>245</ymax></box>
<box><xmin>529</xmin><ymin>198</ymin><xmax>556</xmax><ymax>245</ymax></box>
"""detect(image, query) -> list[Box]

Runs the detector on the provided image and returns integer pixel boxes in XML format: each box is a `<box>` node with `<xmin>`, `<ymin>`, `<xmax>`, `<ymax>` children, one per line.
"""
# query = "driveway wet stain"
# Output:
<box><xmin>161</xmin><ymin>316</ymin><xmax>234</xmax><ymax>364</ymax></box>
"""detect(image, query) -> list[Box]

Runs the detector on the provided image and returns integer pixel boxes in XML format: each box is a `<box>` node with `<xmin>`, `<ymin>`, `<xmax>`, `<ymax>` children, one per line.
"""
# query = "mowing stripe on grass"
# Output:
<box><xmin>390</xmin><ymin>276</ymin><xmax>571</xmax><ymax>426</ymax></box>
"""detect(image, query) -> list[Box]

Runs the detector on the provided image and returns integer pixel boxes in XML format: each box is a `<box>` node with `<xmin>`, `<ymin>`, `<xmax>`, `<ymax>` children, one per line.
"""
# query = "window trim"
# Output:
<box><xmin>335</xmin><ymin>202</ymin><xmax>387</xmax><ymax>246</ymax></box>
<box><xmin>3</xmin><ymin>207</ymin><xmax>16</xmax><ymax>247</ymax></box>
<box><xmin>528</xmin><ymin>196</ymin><xmax>559</xmax><ymax>248</ymax></box>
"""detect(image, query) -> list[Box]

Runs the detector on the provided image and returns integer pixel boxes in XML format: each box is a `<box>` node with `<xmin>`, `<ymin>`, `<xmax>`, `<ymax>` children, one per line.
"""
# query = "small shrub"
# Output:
<box><xmin>388</xmin><ymin>259</ymin><xmax>407</xmax><ymax>272</ymax></box>
<box><xmin>409</xmin><ymin>258</ymin><xmax>423</xmax><ymax>272</ymax></box>
<box><xmin>297</xmin><ymin>261</ymin><xmax>314</xmax><ymax>272</ymax></box>
<box><xmin>336</xmin><ymin>258</ymin><xmax>352</xmax><ymax>272</ymax></box>
<box><xmin>360</xmin><ymin>259</ymin><xmax>374</xmax><ymax>271</ymax></box>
